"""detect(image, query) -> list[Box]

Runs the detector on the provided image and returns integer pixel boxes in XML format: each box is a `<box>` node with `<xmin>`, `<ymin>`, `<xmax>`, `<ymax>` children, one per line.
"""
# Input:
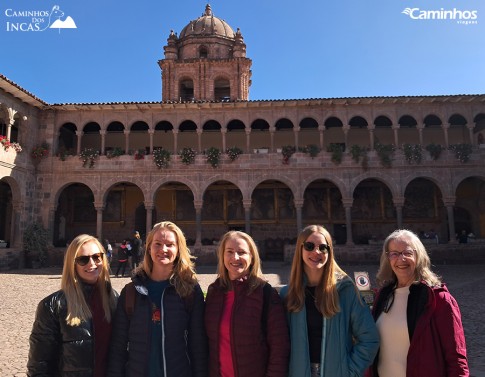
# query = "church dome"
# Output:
<box><xmin>179</xmin><ymin>4</ymin><xmax>235</xmax><ymax>39</ymax></box>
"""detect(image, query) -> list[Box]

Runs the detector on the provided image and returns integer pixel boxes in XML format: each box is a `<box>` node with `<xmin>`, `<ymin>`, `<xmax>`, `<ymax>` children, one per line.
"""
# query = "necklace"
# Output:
<box><xmin>305</xmin><ymin>286</ymin><xmax>317</xmax><ymax>303</ymax></box>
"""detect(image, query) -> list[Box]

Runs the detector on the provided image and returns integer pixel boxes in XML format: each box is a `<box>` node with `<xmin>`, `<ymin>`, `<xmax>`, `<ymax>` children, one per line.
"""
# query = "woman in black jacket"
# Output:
<box><xmin>27</xmin><ymin>234</ymin><xmax>117</xmax><ymax>377</ymax></box>
<box><xmin>108</xmin><ymin>221</ymin><xmax>208</xmax><ymax>377</ymax></box>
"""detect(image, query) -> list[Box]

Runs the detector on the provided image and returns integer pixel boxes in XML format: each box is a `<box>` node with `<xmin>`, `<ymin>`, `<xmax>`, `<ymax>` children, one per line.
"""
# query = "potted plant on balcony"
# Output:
<box><xmin>133</xmin><ymin>148</ymin><xmax>146</xmax><ymax>160</ymax></box>
<box><xmin>180</xmin><ymin>147</ymin><xmax>196</xmax><ymax>165</ymax></box>
<box><xmin>80</xmin><ymin>147</ymin><xmax>99</xmax><ymax>168</ymax></box>
<box><xmin>153</xmin><ymin>147</ymin><xmax>171</xmax><ymax>168</ymax></box>
<box><xmin>206</xmin><ymin>147</ymin><xmax>222</xmax><ymax>168</ymax></box>
<box><xmin>0</xmin><ymin>135</ymin><xmax>22</xmax><ymax>153</ymax></box>
<box><xmin>375</xmin><ymin>142</ymin><xmax>395</xmax><ymax>168</ymax></box>
<box><xmin>106</xmin><ymin>147</ymin><xmax>125</xmax><ymax>159</ymax></box>
<box><xmin>449</xmin><ymin>143</ymin><xmax>473</xmax><ymax>163</ymax></box>
<box><xmin>226</xmin><ymin>146</ymin><xmax>243</xmax><ymax>162</ymax></box>
<box><xmin>425</xmin><ymin>143</ymin><xmax>443</xmax><ymax>160</ymax></box>
<box><xmin>281</xmin><ymin>145</ymin><xmax>296</xmax><ymax>164</ymax></box>
<box><xmin>31</xmin><ymin>142</ymin><xmax>50</xmax><ymax>162</ymax></box>
<box><xmin>402</xmin><ymin>143</ymin><xmax>422</xmax><ymax>164</ymax></box>
<box><xmin>301</xmin><ymin>144</ymin><xmax>320</xmax><ymax>158</ymax></box>
<box><xmin>327</xmin><ymin>143</ymin><xmax>344</xmax><ymax>165</ymax></box>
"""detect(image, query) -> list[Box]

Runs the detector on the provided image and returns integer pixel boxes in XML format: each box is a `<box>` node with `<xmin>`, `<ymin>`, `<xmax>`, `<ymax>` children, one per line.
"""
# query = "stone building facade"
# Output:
<box><xmin>1</xmin><ymin>5</ymin><xmax>484</xmax><ymax>263</ymax></box>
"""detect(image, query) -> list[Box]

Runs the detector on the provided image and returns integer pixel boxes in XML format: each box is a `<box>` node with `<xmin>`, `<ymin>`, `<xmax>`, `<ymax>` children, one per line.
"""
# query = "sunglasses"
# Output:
<box><xmin>303</xmin><ymin>241</ymin><xmax>330</xmax><ymax>253</ymax></box>
<box><xmin>75</xmin><ymin>253</ymin><xmax>104</xmax><ymax>266</ymax></box>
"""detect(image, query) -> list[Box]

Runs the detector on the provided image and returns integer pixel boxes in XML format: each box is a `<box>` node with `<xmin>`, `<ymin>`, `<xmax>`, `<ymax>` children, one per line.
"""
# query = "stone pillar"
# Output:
<box><xmin>173</xmin><ymin>130</ymin><xmax>178</xmax><ymax>154</ymax></box>
<box><xmin>318</xmin><ymin>125</ymin><xmax>325</xmax><ymax>151</ymax></box>
<box><xmin>417</xmin><ymin>124</ymin><xmax>424</xmax><ymax>145</ymax></box>
<box><xmin>392</xmin><ymin>124</ymin><xmax>399</xmax><ymax>147</ymax></box>
<box><xmin>94</xmin><ymin>204</ymin><xmax>104</xmax><ymax>240</ymax></box>
<box><xmin>343</xmin><ymin>125</ymin><xmax>350</xmax><ymax>151</ymax></box>
<box><xmin>76</xmin><ymin>131</ymin><xmax>83</xmax><ymax>155</ymax></box>
<box><xmin>294</xmin><ymin>199</ymin><xmax>304</xmax><ymax>233</ymax></box>
<box><xmin>393</xmin><ymin>197</ymin><xmax>405</xmax><ymax>229</ymax></box>
<box><xmin>100</xmin><ymin>130</ymin><xmax>106</xmax><ymax>155</ymax></box>
<box><xmin>197</xmin><ymin>129</ymin><xmax>202</xmax><ymax>153</ymax></box>
<box><xmin>367</xmin><ymin>125</ymin><xmax>375</xmax><ymax>151</ymax></box>
<box><xmin>124</xmin><ymin>130</ymin><xmax>130</xmax><ymax>154</ymax></box>
<box><xmin>444</xmin><ymin>198</ymin><xmax>457</xmax><ymax>243</ymax></box>
<box><xmin>467</xmin><ymin>124</ymin><xmax>475</xmax><ymax>145</ymax></box>
<box><xmin>269</xmin><ymin>127</ymin><xmax>275</xmax><ymax>153</ymax></box>
<box><xmin>7</xmin><ymin>117</ymin><xmax>14</xmax><ymax>140</ymax></box>
<box><xmin>245</xmin><ymin>129</ymin><xmax>251</xmax><ymax>154</ymax></box>
<box><xmin>443</xmin><ymin>123</ymin><xmax>450</xmax><ymax>148</ymax></box>
<box><xmin>221</xmin><ymin>128</ymin><xmax>227</xmax><ymax>152</ymax></box>
<box><xmin>243</xmin><ymin>199</ymin><xmax>252</xmax><ymax>234</ymax></box>
<box><xmin>145</xmin><ymin>202</ymin><xmax>154</xmax><ymax>232</ymax></box>
<box><xmin>194</xmin><ymin>201</ymin><xmax>203</xmax><ymax>247</ymax></box>
<box><xmin>342</xmin><ymin>199</ymin><xmax>354</xmax><ymax>245</ymax></box>
<box><xmin>294</xmin><ymin>126</ymin><xmax>300</xmax><ymax>150</ymax></box>
<box><xmin>148</xmin><ymin>129</ymin><xmax>154</xmax><ymax>153</ymax></box>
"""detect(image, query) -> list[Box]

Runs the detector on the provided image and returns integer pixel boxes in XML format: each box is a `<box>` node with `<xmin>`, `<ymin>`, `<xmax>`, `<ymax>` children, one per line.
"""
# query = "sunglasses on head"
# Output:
<box><xmin>75</xmin><ymin>253</ymin><xmax>104</xmax><ymax>266</ymax></box>
<box><xmin>303</xmin><ymin>241</ymin><xmax>330</xmax><ymax>253</ymax></box>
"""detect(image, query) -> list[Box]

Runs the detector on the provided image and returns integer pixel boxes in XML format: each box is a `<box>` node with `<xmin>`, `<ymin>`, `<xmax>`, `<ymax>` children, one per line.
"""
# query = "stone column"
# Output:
<box><xmin>269</xmin><ymin>127</ymin><xmax>275</xmax><ymax>153</ymax></box>
<box><xmin>245</xmin><ymin>129</ymin><xmax>251</xmax><ymax>154</ymax></box>
<box><xmin>392</xmin><ymin>124</ymin><xmax>399</xmax><ymax>147</ymax></box>
<box><xmin>343</xmin><ymin>125</ymin><xmax>350</xmax><ymax>151</ymax></box>
<box><xmin>417</xmin><ymin>124</ymin><xmax>424</xmax><ymax>145</ymax></box>
<box><xmin>221</xmin><ymin>128</ymin><xmax>227</xmax><ymax>152</ymax></box>
<box><xmin>294</xmin><ymin>199</ymin><xmax>304</xmax><ymax>233</ymax></box>
<box><xmin>318</xmin><ymin>125</ymin><xmax>325</xmax><ymax>151</ymax></box>
<box><xmin>7</xmin><ymin>117</ymin><xmax>14</xmax><ymax>140</ymax></box>
<box><xmin>94</xmin><ymin>204</ymin><xmax>104</xmax><ymax>240</ymax></box>
<box><xmin>194</xmin><ymin>201</ymin><xmax>203</xmax><ymax>247</ymax></box>
<box><xmin>173</xmin><ymin>130</ymin><xmax>178</xmax><ymax>154</ymax></box>
<box><xmin>148</xmin><ymin>129</ymin><xmax>154</xmax><ymax>153</ymax></box>
<box><xmin>467</xmin><ymin>124</ymin><xmax>475</xmax><ymax>145</ymax></box>
<box><xmin>443</xmin><ymin>123</ymin><xmax>450</xmax><ymax>148</ymax></box>
<box><xmin>393</xmin><ymin>197</ymin><xmax>405</xmax><ymax>229</ymax></box>
<box><xmin>294</xmin><ymin>126</ymin><xmax>300</xmax><ymax>150</ymax></box>
<box><xmin>124</xmin><ymin>130</ymin><xmax>130</xmax><ymax>154</ymax></box>
<box><xmin>76</xmin><ymin>131</ymin><xmax>83</xmax><ymax>155</ymax></box>
<box><xmin>368</xmin><ymin>125</ymin><xmax>375</xmax><ymax>151</ymax></box>
<box><xmin>145</xmin><ymin>202</ymin><xmax>154</xmax><ymax>232</ymax></box>
<box><xmin>342</xmin><ymin>199</ymin><xmax>354</xmax><ymax>245</ymax></box>
<box><xmin>444</xmin><ymin>198</ymin><xmax>457</xmax><ymax>243</ymax></box>
<box><xmin>100</xmin><ymin>130</ymin><xmax>106</xmax><ymax>155</ymax></box>
<box><xmin>243</xmin><ymin>199</ymin><xmax>252</xmax><ymax>234</ymax></box>
<box><xmin>197</xmin><ymin>129</ymin><xmax>202</xmax><ymax>153</ymax></box>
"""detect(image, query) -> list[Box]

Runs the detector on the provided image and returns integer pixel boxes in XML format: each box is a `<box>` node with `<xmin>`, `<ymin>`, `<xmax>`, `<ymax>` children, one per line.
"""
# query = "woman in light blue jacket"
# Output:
<box><xmin>280</xmin><ymin>225</ymin><xmax>379</xmax><ymax>377</ymax></box>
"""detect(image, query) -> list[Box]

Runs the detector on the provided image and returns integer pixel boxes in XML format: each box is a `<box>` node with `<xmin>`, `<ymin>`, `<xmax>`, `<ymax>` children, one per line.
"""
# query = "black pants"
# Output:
<box><xmin>115</xmin><ymin>260</ymin><xmax>128</xmax><ymax>277</ymax></box>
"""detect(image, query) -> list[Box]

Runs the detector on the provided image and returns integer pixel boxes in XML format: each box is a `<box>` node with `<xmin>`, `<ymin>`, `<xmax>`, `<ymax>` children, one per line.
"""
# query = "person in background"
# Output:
<box><xmin>205</xmin><ymin>230</ymin><xmax>289</xmax><ymax>377</ymax></box>
<box><xmin>131</xmin><ymin>231</ymin><xmax>143</xmax><ymax>270</ymax></box>
<box><xmin>28</xmin><ymin>234</ymin><xmax>117</xmax><ymax>377</ymax></box>
<box><xmin>104</xmin><ymin>239</ymin><xmax>113</xmax><ymax>266</ymax></box>
<box><xmin>115</xmin><ymin>240</ymin><xmax>129</xmax><ymax>278</ymax></box>
<box><xmin>108</xmin><ymin>221</ymin><xmax>207</xmax><ymax>377</ymax></box>
<box><xmin>368</xmin><ymin>229</ymin><xmax>469</xmax><ymax>377</ymax></box>
<box><xmin>281</xmin><ymin>225</ymin><xmax>379</xmax><ymax>377</ymax></box>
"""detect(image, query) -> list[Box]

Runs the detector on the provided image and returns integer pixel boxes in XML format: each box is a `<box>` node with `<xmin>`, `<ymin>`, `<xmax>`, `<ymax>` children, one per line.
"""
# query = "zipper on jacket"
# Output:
<box><xmin>161</xmin><ymin>288</ymin><xmax>167</xmax><ymax>376</ymax></box>
<box><xmin>320</xmin><ymin>317</ymin><xmax>327</xmax><ymax>377</ymax></box>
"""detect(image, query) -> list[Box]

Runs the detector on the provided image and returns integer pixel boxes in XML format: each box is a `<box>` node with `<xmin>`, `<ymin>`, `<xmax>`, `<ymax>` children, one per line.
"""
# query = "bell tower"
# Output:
<box><xmin>158</xmin><ymin>4</ymin><xmax>252</xmax><ymax>102</ymax></box>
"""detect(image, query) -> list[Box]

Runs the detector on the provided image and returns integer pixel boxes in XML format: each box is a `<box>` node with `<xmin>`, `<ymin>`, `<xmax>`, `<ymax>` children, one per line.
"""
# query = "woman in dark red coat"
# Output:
<box><xmin>205</xmin><ymin>231</ymin><xmax>290</xmax><ymax>377</ymax></box>
<box><xmin>368</xmin><ymin>229</ymin><xmax>469</xmax><ymax>377</ymax></box>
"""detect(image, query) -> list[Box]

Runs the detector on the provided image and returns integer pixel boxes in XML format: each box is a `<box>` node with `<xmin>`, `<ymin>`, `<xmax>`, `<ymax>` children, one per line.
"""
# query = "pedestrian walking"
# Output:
<box><xmin>131</xmin><ymin>231</ymin><xmax>143</xmax><ymax>270</ymax></box>
<box><xmin>281</xmin><ymin>224</ymin><xmax>379</xmax><ymax>377</ymax></box>
<box><xmin>27</xmin><ymin>234</ymin><xmax>117</xmax><ymax>377</ymax></box>
<box><xmin>115</xmin><ymin>240</ymin><xmax>129</xmax><ymax>278</ymax></box>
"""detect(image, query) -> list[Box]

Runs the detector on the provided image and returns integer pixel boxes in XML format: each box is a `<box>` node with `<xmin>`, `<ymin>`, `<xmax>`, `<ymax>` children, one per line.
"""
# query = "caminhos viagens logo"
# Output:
<box><xmin>402</xmin><ymin>7</ymin><xmax>478</xmax><ymax>25</ymax></box>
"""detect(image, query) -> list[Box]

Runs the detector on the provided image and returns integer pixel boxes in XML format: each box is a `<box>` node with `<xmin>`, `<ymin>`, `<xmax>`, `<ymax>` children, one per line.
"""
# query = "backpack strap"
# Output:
<box><xmin>261</xmin><ymin>282</ymin><xmax>272</xmax><ymax>337</ymax></box>
<box><xmin>124</xmin><ymin>282</ymin><xmax>136</xmax><ymax>320</ymax></box>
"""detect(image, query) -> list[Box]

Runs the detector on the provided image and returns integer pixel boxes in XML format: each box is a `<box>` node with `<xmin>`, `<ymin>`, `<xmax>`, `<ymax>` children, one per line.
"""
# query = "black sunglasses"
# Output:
<box><xmin>75</xmin><ymin>253</ymin><xmax>104</xmax><ymax>266</ymax></box>
<box><xmin>303</xmin><ymin>241</ymin><xmax>330</xmax><ymax>253</ymax></box>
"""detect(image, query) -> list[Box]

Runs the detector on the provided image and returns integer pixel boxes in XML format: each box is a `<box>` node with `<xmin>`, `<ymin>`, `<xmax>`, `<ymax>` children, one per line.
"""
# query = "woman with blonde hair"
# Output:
<box><xmin>108</xmin><ymin>221</ymin><xmax>207</xmax><ymax>377</ymax></box>
<box><xmin>280</xmin><ymin>225</ymin><xmax>379</xmax><ymax>377</ymax></box>
<box><xmin>368</xmin><ymin>229</ymin><xmax>469</xmax><ymax>377</ymax></box>
<box><xmin>28</xmin><ymin>234</ymin><xmax>117</xmax><ymax>376</ymax></box>
<box><xmin>205</xmin><ymin>230</ymin><xmax>289</xmax><ymax>377</ymax></box>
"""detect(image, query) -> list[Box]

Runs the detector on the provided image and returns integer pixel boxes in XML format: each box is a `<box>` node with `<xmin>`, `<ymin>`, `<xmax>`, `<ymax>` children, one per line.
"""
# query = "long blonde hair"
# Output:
<box><xmin>216</xmin><ymin>231</ymin><xmax>265</xmax><ymax>293</ymax></box>
<box><xmin>61</xmin><ymin>234</ymin><xmax>116</xmax><ymax>326</ymax></box>
<box><xmin>285</xmin><ymin>225</ymin><xmax>346</xmax><ymax>317</ymax></box>
<box><xmin>142</xmin><ymin>221</ymin><xmax>197</xmax><ymax>297</ymax></box>
<box><xmin>376</xmin><ymin>229</ymin><xmax>441</xmax><ymax>287</ymax></box>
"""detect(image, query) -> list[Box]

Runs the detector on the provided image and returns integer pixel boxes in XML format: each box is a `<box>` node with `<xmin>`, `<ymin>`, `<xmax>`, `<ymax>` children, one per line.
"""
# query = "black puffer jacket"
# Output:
<box><xmin>107</xmin><ymin>270</ymin><xmax>208</xmax><ymax>377</ymax></box>
<box><xmin>27</xmin><ymin>283</ymin><xmax>117</xmax><ymax>377</ymax></box>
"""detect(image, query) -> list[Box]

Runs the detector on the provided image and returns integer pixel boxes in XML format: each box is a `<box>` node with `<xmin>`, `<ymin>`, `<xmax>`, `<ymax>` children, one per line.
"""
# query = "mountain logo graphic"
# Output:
<box><xmin>45</xmin><ymin>5</ymin><xmax>77</xmax><ymax>32</ymax></box>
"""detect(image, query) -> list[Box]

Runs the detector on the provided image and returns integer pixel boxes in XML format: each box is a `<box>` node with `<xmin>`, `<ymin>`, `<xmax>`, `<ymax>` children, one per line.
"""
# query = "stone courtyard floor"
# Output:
<box><xmin>1</xmin><ymin>262</ymin><xmax>483</xmax><ymax>376</ymax></box>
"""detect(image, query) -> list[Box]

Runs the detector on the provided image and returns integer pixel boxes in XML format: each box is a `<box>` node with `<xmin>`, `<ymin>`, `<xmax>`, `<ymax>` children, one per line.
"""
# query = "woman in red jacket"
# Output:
<box><xmin>369</xmin><ymin>229</ymin><xmax>469</xmax><ymax>377</ymax></box>
<box><xmin>205</xmin><ymin>231</ymin><xmax>290</xmax><ymax>377</ymax></box>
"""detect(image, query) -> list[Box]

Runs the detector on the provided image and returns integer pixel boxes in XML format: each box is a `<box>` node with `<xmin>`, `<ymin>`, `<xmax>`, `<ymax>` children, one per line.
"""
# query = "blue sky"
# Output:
<box><xmin>1</xmin><ymin>0</ymin><xmax>484</xmax><ymax>104</ymax></box>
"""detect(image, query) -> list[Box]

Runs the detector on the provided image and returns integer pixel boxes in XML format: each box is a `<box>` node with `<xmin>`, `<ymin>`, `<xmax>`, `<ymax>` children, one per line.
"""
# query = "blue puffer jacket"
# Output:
<box><xmin>107</xmin><ymin>270</ymin><xmax>208</xmax><ymax>377</ymax></box>
<box><xmin>280</xmin><ymin>276</ymin><xmax>379</xmax><ymax>377</ymax></box>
